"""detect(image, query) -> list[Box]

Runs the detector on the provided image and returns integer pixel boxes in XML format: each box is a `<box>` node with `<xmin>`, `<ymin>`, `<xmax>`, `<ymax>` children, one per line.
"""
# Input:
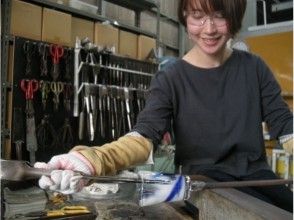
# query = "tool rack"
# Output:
<box><xmin>1</xmin><ymin>0</ymin><xmax>161</xmax><ymax>159</ymax></box>
<box><xmin>2</xmin><ymin>36</ymin><xmax>158</xmax><ymax>163</ymax></box>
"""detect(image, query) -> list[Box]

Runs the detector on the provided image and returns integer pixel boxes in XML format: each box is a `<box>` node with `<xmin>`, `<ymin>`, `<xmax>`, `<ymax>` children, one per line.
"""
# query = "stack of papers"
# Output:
<box><xmin>4</xmin><ymin>186</ymin><xmax>47</xmax><ymax>219</ymax></box>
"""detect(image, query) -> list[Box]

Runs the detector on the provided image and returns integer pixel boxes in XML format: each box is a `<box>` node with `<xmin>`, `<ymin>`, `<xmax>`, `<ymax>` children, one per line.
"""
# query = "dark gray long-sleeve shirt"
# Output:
<box><xmin>133</xmin><ymin>49</ymin><xmax>293</xmax><ymax>176</ymax></box>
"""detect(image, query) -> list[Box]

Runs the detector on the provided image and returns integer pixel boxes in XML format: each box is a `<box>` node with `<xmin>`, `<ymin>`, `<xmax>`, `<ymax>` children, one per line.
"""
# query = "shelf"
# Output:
<box><xmin>104</xmin><ymin>0</ymin><xmax>158</xmax><ymax>11</ymax></box>
<box><xmin>150</xmin><ymin>9</ymin><xmax>179</xmax><ymax>25</ymax></box>
<box><xmin>23</xmin><ymin>0</ymin><xmax>157</xmax><ymax>38</ymax></box>
<box><xmin>24</xmin><ymin>0</ymin><xmax>105</xmax><ymax>20</ymax></box>
<box><xmin>159</xmin><ymin>41</ymin><xmax>179</xmax><ymax>51</ymax></box>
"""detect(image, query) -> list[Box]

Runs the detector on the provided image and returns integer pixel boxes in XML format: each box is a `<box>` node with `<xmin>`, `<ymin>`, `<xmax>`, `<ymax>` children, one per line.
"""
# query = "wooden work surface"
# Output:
<box><xmin>142</xmin><ymin>202</ymin><xmax>196</xmax><ymax>220</ymax></box>
<box><xmin>94</xmin><ymin>200</ymin><xmax>196</xmax><ymax>220</ymax></box>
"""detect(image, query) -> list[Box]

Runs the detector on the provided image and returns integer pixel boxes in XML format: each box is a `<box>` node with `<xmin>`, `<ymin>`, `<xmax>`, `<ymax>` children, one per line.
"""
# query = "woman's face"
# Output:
<box><xmin>185</xmin><ymin>1</ymin><xmax>231</xmax><ymax>56</ymax></box>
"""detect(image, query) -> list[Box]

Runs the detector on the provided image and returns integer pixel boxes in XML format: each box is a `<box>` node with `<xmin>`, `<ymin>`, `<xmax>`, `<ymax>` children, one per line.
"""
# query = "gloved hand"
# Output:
<box><xmin>34</xmin><ymin>152</ymin><xmax>94</xmax><ymax>194</ymax></box>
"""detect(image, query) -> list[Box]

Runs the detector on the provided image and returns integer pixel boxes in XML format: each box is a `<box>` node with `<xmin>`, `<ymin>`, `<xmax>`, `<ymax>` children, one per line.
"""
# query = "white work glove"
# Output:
<box><xmin>282</xmin><ymin>138</ymin><xmax>293</xmax><ymax>155</ymax></box>
<box><xmin>34</xmin><ymin>152</ymin><xmax>94</xmax><ymax>194</ymax></box>
<box><xmin>279</xmin><ymin>134</ymin><xmax>293</xmax><ymax>155</ymax></box>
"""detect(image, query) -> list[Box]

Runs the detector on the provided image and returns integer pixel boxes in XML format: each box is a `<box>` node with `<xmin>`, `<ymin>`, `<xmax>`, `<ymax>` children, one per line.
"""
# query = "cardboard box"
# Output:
<box><xmin>68</xmin><ymin>0</ymin><xmax>98</xmax><ymax>14</ymax></box>
<box><xmin>42</xmin><ymin>8</ymin><xmax>72</xmax><ymax>46</ymax></box>
<box><xmin>137</xmin><ymin>35</ymin><xmax>156</xmax><ymax>60</ymax></box>
<box><xmin>118</xmin><ymin>30</ymin><xmax>137</xmax><ymax>59</ymax></box>
<box><xmin>10</xmin><ymin>0</ymin><xmax>42</xmax><ymax>40</ymax></box>
<box><xmin>71</xmin><ymin>17</ymin><xmax>94</xmax><ymax>46</ymax></box>
<box><xmin>94</xmin><ymin>23</ymin><xmax>119</xmax><ymax>52</ymax></box>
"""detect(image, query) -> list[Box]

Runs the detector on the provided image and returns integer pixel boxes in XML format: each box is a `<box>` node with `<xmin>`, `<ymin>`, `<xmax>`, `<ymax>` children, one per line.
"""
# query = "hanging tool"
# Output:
<box><xmin>98</xmin><ymin>85</ymin><xmax>107</xmax><ymax>138</ymax></box>
<box><xmin>73</xmin><ymin>38</ymin><xmax>82</xmax><ymax>117</ymax></box>
<box><xmin>38</xmin><ymin>43</ymin><xmax>49</xmax><ymax>76</ymax></box>
<box><xmin>58</xmin><ymin>118</ymin><xmax>74</xmax><ymax>150</ymax></box>
<box><xmin>117</xmin><ymin>87</ymin><xmax>126</xmax><ymax>136</ymax></box>
<box><xmin>124</xmin><ymin>87</ymin><xmax>133</xmax><ymax>131</ymax></box>
<box><xmin>110</xmin><ymin>86</ymin><xmax>119</xmax><ymax>139</ymax></box>
<box><xmin>63</xmin><ymin>83</ymin><xmax>73</xmax><ymax>113</ymax></box>
<box><xmin>23</xmin><ymin>41</ymin><xmax>35</xmax><ymax>76</ymax></box>
<box><xmin>36</xmin><ymin>115</ymin><xmax>59</xmax><ymax>150</ymax></box>
<box><xmin>64</xmin><ymin>48</ymin><xmax>73</xmax><ymax>82</ymax></box>
<box><xmin>50</xmin><ymin>44</ymin><xmax>64</xmax><ymax>81</ymax></box>
<box><xmin>20</xmin><ymin>79</ymin><xmax>39</xmax><ymax>164</ymax></box>
<box><xmin>50</xmin><ymin>81</ymin><xmax>64</xmax><ymax>112</ymax></box>
<box><xmin>85</xmin><ymin>85</ymin><xmax>95</xmax><ymax>141</ymax></box>
<box><xmin>12</xmin><ymin>108</ymin><xmax>25</xmax><ymax>160</ymax></box>
<box><xmin>39</xmin><ymin>80</ymin><xmax>50</xmax><ymax>110</ymax></box>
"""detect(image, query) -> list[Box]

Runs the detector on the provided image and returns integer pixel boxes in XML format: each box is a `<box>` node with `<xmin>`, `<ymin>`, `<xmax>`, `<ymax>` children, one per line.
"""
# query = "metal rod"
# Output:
<box><xmin>191</xmin><ymin>179</ymin><xmax>293</xmax><ymax>191</ymax></box>
<box><xmin>77</xmin><ymin>82</ymin><xmax>149</xmax><ymax>95</ymax></box>
<box><xmin>77</xmin><ymin>61</ymin><xmax>154</xmax><ymax>77</ymax></box>
<box><xmin>81</xmin><ymin>174</ymin><xmax>171</xmax><ymax>184</ymax></box>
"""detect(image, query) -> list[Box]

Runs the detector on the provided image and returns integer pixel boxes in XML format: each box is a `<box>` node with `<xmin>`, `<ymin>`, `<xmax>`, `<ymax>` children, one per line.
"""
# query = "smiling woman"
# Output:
<box><xmin>33</xmin><ymin>0</ymin><xmax>293</xmax><ymax>213</ymax></box>
<box><xmin>178</xmin><ymin>0</ymin><xmax>247</xmax><ymax>37</ymax></box>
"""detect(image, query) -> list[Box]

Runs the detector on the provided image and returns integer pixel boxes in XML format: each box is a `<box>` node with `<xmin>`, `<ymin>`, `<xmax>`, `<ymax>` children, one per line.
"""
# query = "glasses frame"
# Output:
<box><xmin>184</xmin><ymin>10</ymin><xmax>227</xmax><ymax>27</ymax></box>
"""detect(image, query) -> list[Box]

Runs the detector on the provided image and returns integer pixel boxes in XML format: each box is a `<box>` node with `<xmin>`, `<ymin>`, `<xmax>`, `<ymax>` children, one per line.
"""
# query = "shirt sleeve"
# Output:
<box><xmin>257</xmin><ymin>57</ymin><xmax>293</xmax><ymax>139</ymax></box>
<box><xmin>133</xmin><ymin>70</ymin><xmax>173</xmax><ymax>145</ymax></box>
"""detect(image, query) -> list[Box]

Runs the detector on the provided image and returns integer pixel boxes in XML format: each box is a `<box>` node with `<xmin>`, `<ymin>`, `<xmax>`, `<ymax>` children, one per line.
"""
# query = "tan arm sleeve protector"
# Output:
<box><xmin>70</xmin><ymin>135</ymin><xmax>152</xmax><ymax>175</ymax></box>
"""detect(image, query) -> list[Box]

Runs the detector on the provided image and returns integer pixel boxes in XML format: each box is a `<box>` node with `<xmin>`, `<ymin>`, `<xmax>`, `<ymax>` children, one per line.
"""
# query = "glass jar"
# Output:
<box><xmin>134</xmin><ymin>171</ymin><xmax>191</xmax><ymax>207</ymax></box>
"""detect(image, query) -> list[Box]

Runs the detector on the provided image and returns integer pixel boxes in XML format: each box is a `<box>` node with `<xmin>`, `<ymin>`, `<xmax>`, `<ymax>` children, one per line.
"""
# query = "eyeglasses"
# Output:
<box><xmin>184</xmin><ymin>10</ymin><xmax>227</xmax><ymax>27</ymax></box>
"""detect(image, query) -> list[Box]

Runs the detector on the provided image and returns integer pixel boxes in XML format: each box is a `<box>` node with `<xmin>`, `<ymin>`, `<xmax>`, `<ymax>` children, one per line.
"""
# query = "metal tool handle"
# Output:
<box><xmin>25</xmin><ymin>167</ymin><xmax>170</xmax><ymax>184</ymax></box>
<box><xmin>80</xmin><ymin>174</ymin><xmax>171</xmax><ymax>184</ymax></box>
<box><xmin>24</xmin><ymin>166</ymin><xmax>52</xmax><ymax>179</ymax></box>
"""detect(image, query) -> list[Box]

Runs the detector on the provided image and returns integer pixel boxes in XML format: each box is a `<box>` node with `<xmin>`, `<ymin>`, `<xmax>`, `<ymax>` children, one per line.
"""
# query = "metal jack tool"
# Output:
<box><xmin>1</xmin><ymin>160</ymin><xmax>292</xmax><ymax>189</ymax></box>
<box><xmin>0</xmin><ymin>159</ymin><xmax>170</xmax><ymax>184</ymax></box>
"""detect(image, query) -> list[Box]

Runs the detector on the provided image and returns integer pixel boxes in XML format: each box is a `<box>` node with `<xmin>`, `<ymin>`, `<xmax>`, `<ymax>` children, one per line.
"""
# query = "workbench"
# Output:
<box><xmin>94</xmin><ymin>201</ymin><xmax>196</xmax><ymax>220</ymax></box>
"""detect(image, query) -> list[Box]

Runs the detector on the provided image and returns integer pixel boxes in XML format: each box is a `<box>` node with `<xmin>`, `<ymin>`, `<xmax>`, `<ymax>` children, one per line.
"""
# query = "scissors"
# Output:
<box><xmin>50</xmin><ymin>81</ymin><xmax>64</xmax><ymax>93</ymax></box>
<box><xmin>50</xmin><ymin>81</ymin><xmax>64</xmax><ymax>111</ymax></box>
<box><xmin>49</xmin><ymin>44</ymin><xmax>64</xmax><ymax>64</ymax></box>
<box><xmin>20</xmin><ymin>79</ymin><xmax>39</xmax><ymax>100</ymax></box>
<box><xmin>20</xmin><ymin>79</ymin><xmax>39</xmax><ymax>164</ymax></box>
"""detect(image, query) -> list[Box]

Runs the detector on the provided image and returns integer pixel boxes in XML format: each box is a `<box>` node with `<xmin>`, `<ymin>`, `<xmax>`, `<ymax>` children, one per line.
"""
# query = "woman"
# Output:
<box><xmin>35</xmin><ymin>0</ymin><xmax>293</xmax><ymax>212</ymax></box>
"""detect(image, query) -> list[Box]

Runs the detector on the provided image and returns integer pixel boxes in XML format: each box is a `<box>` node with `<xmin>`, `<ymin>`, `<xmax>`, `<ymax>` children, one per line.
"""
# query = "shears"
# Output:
<box><xmin>20</xmin><ymin>79</ymin><xmax>38</xmax><ymax>100</ymax></box>
<box><xmin>50</xmin><ymin>81</ymin><xmax>64</xmax><ymax>111</ymax></box>
<box><xmin>49</xmin><ymin>44</ymin><xmax>64</xmax><ymax>64</ymax></box>
<box><xmin>50</xmin><ymin>44</ymin><xmax>64</xmax><ymax>81</ymax></box>
<box><xmin>20</xmin><ymin>79</ymin><xmax>38</xmax><ymax>164</ymax></box>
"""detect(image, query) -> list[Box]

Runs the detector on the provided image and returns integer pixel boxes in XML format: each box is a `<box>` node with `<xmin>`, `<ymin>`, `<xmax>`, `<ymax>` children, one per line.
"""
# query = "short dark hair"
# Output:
<box><xmin>178</xmin><ymin>0</ymin><xmax>247</xmax><ymax>36</ymax></box>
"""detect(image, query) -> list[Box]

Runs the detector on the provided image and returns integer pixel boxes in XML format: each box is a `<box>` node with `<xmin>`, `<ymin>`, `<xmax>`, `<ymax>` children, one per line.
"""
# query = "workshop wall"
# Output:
<box><xmin>42</xmin><ymin>8</ymin><xmax>72</xmax><ymax>46</ymax></box>
<box><xmin>104</xmin><ymin>2</ymin><xmax>135</xmax><ymax>27</ymax></box>
<box><xmin>160</xmin><ymin>20</ymin><xmax>179</xmax><ymax>48</ymax></box>
<box><xmin>71</xmin><ymin>17</ymin><xmax>95</xmax><ymax>47</ymax></box>
<box><xmin>245</xmin><ymin>31</ymin><xmax>293</xmax><ymax>96</ymax></box>
<box><xmin>6</xmin><ymin>0</ymin><xmax>161</xmax><ymax>162</ymax></box>
<box><xmin>140</xmin><ymin>11</ymin><xmax>157</xmax><ymax>35</ymax></box>
<box><xmin>246</xmin><ymin>31</ymin><xmax>293</xmax><ymax>111</ymax></box>
<box><xmin>10</xmin><ymin>0</ymin><xmax>42</xmax><ymax>41</ymax></box>
<box><xmin>94</xmin><ymin>23</ymin><xmax>119</xmax><ymax>51</ymax></box>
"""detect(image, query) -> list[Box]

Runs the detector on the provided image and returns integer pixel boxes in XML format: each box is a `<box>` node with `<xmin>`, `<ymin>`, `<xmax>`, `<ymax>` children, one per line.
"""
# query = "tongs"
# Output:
<box><xmin>0</xmin><ymin>159</ymin><xmax>170</xmax><ymax>184</ymax></box>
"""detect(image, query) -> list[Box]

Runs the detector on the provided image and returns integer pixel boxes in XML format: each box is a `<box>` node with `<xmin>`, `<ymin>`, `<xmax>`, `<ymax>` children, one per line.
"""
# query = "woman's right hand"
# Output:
<box><xmin>34</xmin><ymin>152</ymin><xmax>94</xmax><ymax>194</ymax></box>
